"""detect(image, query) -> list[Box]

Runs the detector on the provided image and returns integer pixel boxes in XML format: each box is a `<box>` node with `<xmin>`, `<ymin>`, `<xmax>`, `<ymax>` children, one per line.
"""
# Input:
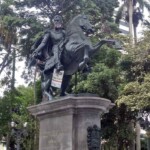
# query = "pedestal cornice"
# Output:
<box><xmin>28</xmin><ymin>96</ymin><xmax>114</xmax><ymax>119</ymax></box>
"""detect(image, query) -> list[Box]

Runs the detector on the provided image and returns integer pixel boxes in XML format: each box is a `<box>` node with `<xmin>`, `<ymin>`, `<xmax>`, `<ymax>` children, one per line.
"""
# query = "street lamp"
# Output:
<box><xmin>11</xmin><ymin>121</ymin><xmax>28</xmax><ymax>150</ymax></box>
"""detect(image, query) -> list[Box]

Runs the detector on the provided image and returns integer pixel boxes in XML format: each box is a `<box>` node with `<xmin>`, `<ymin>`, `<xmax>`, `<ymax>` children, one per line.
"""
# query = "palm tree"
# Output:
<box><xmin>116</xmin><ymin>0</ymin><xmax>134</xmax><ymax>43</ymax></box>
<box><xmin>132</xmin><ymin>0</ymin><xmax>150</xmax><ymax>43</ymax></box>
<box><xmin>132</xmin><ymin>7</ymin><xmax>143</xmax><ymax>43</ymax></box>
<box><xmin>116</xmin><ymin>0</ymin><xmax>150</xmax><ymax>44</ymax></box>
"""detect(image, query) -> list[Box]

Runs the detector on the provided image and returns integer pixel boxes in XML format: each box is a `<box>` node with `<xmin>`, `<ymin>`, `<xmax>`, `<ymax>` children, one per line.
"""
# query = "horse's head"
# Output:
<box><xmin>78</xmin><ymin>15</ymin><xmax>94</xmax><ymax>35</ymax></box>
<box><xmin>69</xmin><ymin>14</ymin><xmax>94</xmax><ymax>35</ymax></box>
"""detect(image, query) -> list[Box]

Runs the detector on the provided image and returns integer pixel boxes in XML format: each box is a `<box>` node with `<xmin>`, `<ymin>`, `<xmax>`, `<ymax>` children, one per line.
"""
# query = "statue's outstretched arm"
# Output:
<box><xmin>33</xmin><ymin>33</ymin><xmax>50</xmax><ymax>55</ymax></box>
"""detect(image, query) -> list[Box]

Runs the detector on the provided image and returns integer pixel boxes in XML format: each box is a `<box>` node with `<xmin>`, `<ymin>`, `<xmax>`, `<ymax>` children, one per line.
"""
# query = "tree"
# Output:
<box><xmin>117</xmin><ymin>28</ymin><xmax>150</xmax><ymax>150</ymax></box>
<box><xmin>0</xmin><ymin>85</ymin><xmax>38</xmax><ymax>150</ymax></box>
<box><xmin>75</xmin><ymin>47</ymin><xmax>121</xmax><ymax>101</ymax></box>
<box><xmin>115</xmin><ymin>0</ymin><xmax>134</xmax><ymax>41</ymax></box>
<box><xmin>72</xmin><ymin>41</ymin><xmax>138</xmax><ymax>149</ymax></box>
<box><xmin>101</xmin><ymin>104</ymin><xmax>136</xmax><ymax>150</ymax></box>
<box><xmin>0</xmin><ymin>0</ymin><xmax>22</xmax><ymax>91</ymax></box>
<box><xmin>117</xmin><ymin>74</ymin><xmax>150</xmax><ymax>110</ymax></box>
<box><xmin>115</xmin><ymin>0</ymin><xmax>150</xmax><ymax>43</ymax></box>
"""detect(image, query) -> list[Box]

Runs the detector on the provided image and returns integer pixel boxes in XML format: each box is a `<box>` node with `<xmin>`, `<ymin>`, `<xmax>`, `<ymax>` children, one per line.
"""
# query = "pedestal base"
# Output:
<box><xmin>28</xmin><ymin>96</ymin><xmax>114</xmax><ymax>150</ymax></box>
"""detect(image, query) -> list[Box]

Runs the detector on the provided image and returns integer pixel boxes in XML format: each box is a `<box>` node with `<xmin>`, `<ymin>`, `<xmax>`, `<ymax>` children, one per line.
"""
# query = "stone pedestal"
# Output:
<box><xmin>28</xmin><ymin>96</ymin><xmax>114</xmax><ymax>150</ymax></box>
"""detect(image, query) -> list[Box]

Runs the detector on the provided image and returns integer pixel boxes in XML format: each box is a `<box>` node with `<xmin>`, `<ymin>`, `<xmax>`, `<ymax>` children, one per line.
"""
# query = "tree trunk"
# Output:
<box><xmin>135</xmin><ymin>122</ymin><xmax>141</xmax><ymax>150</ymax></box>
<box><xmin>128</xmin><ymin>0</ymin><xmax>133</xmax><ymax>44</ymax></box>
<box><xmin>129</xmin><ymin>121</ymin><xmax>135</xmax><ymax>150</ymax></box>
<box><xmin>133</xmin><ymin>25</ymin><xmax>137</xmax><ymax>44</ymax></box>
<box><xmin>118</xmin><ymin>140</ymin><xmax>123</xmax><ymax>150</ymax></box>
<box><xmin>6</xmin><ymin>44</ymin><xmax>15</xmax><ymax>150</ymax></box>
<box><xmin>6</xmin><ymin>133</ymin><xmax>10</xmax><ymax>150</ymax></box>
<box><xmin>147</xmin><ymin>130</ymin><xmax>150</xmax><ymax>150</ymax></box>
<box><xmin>11</xmin><ymin>47</ymin><xmax>16</xmax><ymax>91</ymax></box>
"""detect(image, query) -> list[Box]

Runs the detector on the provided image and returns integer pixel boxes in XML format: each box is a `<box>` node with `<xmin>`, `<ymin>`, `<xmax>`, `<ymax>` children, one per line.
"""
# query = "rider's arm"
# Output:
<box><xmin>31</xmin><ymin>36</ymin><xmax>43</xmax><ymax>51</ymax></box>
<box><xmin>34</xmin><ymin>32</ymin><xmax>50</xmax><ymax>54</ymax></box>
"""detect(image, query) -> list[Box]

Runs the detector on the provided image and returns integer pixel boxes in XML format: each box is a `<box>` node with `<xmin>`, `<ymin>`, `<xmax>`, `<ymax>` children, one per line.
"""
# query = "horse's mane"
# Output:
<box><xmin>66</xmin><ymin>15</ymin><xmax>85</xmax><ymax>37</ymax></box>
<box><xmin>68</xmin><ymin>14</ymin><xmax>82</xmax><ymax>26</ymax></box>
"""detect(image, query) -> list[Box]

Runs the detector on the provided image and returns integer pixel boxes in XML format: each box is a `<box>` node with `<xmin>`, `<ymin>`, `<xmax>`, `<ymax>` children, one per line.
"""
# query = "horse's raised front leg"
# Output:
<box><xmin>79</xmin><ymin>47</ymin><xmax>89</xmax><ymax>71</ymax></box>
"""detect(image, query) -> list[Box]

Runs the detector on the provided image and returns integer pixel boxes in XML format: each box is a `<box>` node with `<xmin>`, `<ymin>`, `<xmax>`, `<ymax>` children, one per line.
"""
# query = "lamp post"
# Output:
<box><xmin>11</xmin><ymin>121</ymin><xmax>28</xmax><ymax>150</ymax></box>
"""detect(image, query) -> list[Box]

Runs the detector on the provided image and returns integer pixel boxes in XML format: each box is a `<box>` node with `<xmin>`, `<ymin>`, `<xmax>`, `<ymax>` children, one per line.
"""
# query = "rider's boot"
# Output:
<box><xmin>60</xmin><ymin>75</ymin><xmax>72</xmax><ymax>96</ymax></box>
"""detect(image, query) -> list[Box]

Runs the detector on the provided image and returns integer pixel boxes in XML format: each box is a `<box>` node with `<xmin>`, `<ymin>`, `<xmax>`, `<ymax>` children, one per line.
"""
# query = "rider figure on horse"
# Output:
<box><xmin>30</xmin><ymin>15</ymin><xmax>65</xmax><ymax>101</ymax></box>
<box><xmin>29</xmin><ymin>14</ymin><xmax>115</xmax><ymax>101</ymax></box>
<box><xmin>32</xmin><ymin>15</ymin><xmax>65</xmax><ymax>72</ymax></box>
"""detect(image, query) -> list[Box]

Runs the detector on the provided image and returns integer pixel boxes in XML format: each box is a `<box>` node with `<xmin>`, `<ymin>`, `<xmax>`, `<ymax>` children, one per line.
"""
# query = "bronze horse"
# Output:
<box><xmin>30</xmin><ymin>14</ymin><xmax>114</xmax><ymax>101</ymax></box>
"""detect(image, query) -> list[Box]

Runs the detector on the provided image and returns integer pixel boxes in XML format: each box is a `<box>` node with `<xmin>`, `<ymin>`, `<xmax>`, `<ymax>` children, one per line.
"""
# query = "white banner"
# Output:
<box><xmin>51</xmin><ymin>69</ymin><xmax>64</xmax><ymax>88</ymax></box>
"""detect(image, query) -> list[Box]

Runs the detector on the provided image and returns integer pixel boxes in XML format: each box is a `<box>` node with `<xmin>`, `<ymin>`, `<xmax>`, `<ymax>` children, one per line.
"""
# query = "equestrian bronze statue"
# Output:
<box><xmin>29</xmin><ymin>14</ymin><xmax>115</xmax><ymax>101</ymax></box>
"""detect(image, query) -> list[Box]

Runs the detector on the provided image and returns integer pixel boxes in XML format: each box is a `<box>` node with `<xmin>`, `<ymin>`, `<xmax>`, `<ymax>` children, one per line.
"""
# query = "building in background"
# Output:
<box><xmin>119</xmin><ymin>20</ymin><xmax>129</xmax><ymax>35</ymax></box>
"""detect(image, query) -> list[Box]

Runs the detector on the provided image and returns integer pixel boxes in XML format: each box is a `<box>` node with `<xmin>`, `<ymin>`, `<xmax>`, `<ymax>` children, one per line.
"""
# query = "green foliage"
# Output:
<box><xmin>117</xmin><ymin>29</ymin><xmax>150</xmax><ymax>111</ymax></box>
<box><xmin>75</xmin><ymin>47</ymin><xmax>121</xmax><ymax>101</ymax></box>
<box><xmin>117</xmin><ymin>74</ymin><xmax>150</xmax><ymax>110</ymax></box>
<box><xmin>0</xmin><ymin>86</ymin><xmax>37</xmax><ymax>150</ymax></box>
<box><xmin>0</xmin><ymin>93</ymin><xmax>12</xmax><ymax>136</ymax></box>
<box><xmin>12</xmin><ymin>86</ymin><xmax>34</xmax><ymax>121</ymax></box>
<box><xmin>76</xmin><ymin>64</ymin><xmax>119</xmax><ymax>101</ymax></box>
<box><xmin>14</xmin><ymin>0</ymin><xmax>119</xmax><ymax>42</ymax></box>
<box><xmin>101</xmin><ymin>104</ymin><xmax>136</xmax><ymax>149</ymax></box>
<box><xmin>119</xmin><ymin>30</ymin><xmax>150</xmax><ymax>82</ymax></box>
<box><xmin>141</xmin><ymin>137</ymin><xmax>148</xmax><ymax>150</ymax></box>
